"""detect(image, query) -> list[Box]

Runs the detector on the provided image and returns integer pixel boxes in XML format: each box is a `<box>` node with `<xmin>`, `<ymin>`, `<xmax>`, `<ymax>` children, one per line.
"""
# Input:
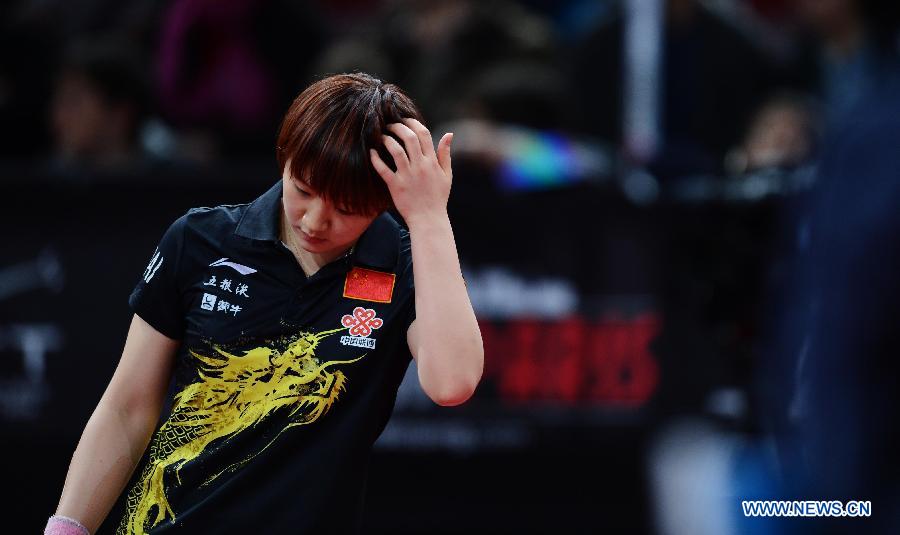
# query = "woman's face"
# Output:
<box><xmin>280</xmin><ymin>167</ymin><xmax>378</xmax><ymax>258</ymax></box>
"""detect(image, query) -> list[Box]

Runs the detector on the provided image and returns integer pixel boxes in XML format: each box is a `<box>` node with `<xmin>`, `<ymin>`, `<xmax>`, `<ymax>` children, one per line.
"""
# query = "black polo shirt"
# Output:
<box><xmin>109</xmin><ymin>180</ymin><xmax>415</xmax><ymax>535</ymax></box>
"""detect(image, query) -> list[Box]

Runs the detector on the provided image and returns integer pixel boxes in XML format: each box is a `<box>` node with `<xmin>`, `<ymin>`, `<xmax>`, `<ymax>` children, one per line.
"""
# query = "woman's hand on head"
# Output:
<box><xmin>369</xmin><ymin>118</ymin><xmax>453</xmax><ymax>227</ymax></box>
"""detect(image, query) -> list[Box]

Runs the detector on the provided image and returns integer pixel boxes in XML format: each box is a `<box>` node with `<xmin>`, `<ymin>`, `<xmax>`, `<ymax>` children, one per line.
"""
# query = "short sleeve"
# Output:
<box><xmin>404</xmin><ymin>285</ymin><xmax>416</xmax><ymax>331</ymax></box>
<box><xmin>128</xmin><ymin>213</ymin><xmax>189</xmax><ymax>339</ymax></box>
<box><xmin>400</xmin><ymin>231</ymin><xmax>416</xmax><ymax>331</ymax></box>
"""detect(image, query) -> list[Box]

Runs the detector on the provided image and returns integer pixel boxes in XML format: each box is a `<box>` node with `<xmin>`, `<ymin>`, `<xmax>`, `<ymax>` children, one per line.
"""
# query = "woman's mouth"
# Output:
<box><xmin>298</xmin><ymin>228</ymin><xmax>326</xmax><ymax>245</ymax></box>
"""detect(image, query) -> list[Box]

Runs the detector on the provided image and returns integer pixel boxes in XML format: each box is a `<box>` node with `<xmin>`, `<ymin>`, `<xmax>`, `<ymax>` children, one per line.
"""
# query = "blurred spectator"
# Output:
<box><xmin>46</xmin><ymin>40</ymin><xmax>164</xmax><ymax>180</ymax></box>
<box><xmin>784</xmin><ymin>0</ymin><xmax>900</xmax><ymax>127</ymax></box>
<box><xmin>761</xmin><ymin>78</ymin><xmax>900</xmax><ymax>534</ymax></box>
<box><xmin>154</xmin><ymin>0</ymin><xmax>329</xmax><ymax>159</ymax></box>
<box><xmin>4</xmin><ymin>0</ymin><xmax>161</xmax><ymax>45</ymax></box>
<box><xmin>312</xmin><ymin>40</ymin><xmax>396</xmax><ymax>84</ymax></box>
<box><xmin>748</xmin><ymin>0</ymin><xmax>794</xmax><ymax>23</ymax></box>
<box><xmin>0</xmin><ymin>2</ymin><xmax>61</xmax><ymax>160</ymax></box>
<box><xmin>325</xmin><ymin>0</ymin><xmax>558</xmax><ymax>126</ymax></box>
<box><xmin>308</xmin><ymin>0</ymin><xmax>392</xmax><ymax>35</ymax></box>
<box><xmin>570</xmin><ymin>0</ymin><xmax>779</xmax><ymax>177</ymax></box>
<box><xmin>518</xmin><ymin>0</ymin><xmax>618</xmax><ymax>43</ymax></box>
<box><xmin>312</xmin><ymin>0</ymin><xmax>573</xmax><ymax>211</ymax></box>
<box><xmin>759</xmin><ymin>1</ymin><xmax>900</xmax><ymax>532</ymax></box>
<box><xmin>455</xmin><ymin>60</ymin><xmax>568</xmax><ymax>130</ymax></box>
<box><xmin>727</xmin><ymin>92</ymin><xmax>819</xmax><ymax>174</ymax></box>
<box><xmin>1</xmin><ymin>0</ymin><xmax>163</xmax><ymax>163</ymax></box>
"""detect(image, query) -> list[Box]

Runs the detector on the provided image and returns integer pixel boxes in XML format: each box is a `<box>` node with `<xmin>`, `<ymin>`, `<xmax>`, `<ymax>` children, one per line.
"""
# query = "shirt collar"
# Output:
<box><xmin>352</xmin><ymin>212</ymin><xmax>401</xmax><ymax>271</ymax></box>
<box><xmin>235</xmin><ymin>180</ymin><xmax>283</xmax><ymax>242</ymax></box>
<box><xmin>235</xmin><ymin>179</ymin><xmax>401</xmax><ymax>271</ymax></box>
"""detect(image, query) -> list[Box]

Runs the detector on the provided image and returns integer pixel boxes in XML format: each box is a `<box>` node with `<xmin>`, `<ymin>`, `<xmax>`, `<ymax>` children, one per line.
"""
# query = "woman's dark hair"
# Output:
<box><xmin>275</xmin><ymin>72</ymin><xmax>424</xmax><ymax>216</ymax></box>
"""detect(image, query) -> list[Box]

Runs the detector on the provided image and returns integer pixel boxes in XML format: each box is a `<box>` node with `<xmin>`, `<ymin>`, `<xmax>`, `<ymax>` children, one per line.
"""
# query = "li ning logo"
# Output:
<box><xmin>143</xmin><ymin>249</ymin><xmax>164</xmax><ymax>283</ymax></box>
<box><xmin>340</xmin><ymin>307</ymin><xmax>383</xmax><ymax>349</ymax></box>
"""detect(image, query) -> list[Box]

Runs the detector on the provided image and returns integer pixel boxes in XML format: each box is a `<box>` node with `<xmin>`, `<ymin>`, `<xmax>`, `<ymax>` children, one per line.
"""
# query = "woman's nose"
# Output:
<box><xmin>302</xmin><ymin>199</ymin><xmax>330</xmax><ymax>232</ymax></box>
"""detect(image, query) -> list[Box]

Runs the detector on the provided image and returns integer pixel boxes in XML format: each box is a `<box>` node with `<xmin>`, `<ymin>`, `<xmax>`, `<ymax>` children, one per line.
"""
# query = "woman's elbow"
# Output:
<box><xmin>431</xmin><ymin>385</ymin><xmax>477</xmax><ymax>407</ymax></box>
<box><xmin>429</xmin><ymin>352</ymin><xmax>483</xmax><ymax>407</ymax></box>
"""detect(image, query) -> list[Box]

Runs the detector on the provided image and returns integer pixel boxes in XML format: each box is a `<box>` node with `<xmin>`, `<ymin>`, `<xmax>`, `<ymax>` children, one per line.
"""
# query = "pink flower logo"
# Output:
<box><xmin>341</xmin><ymin>307</ymin><xmax>384</xmax><ymax>337</ymax></box>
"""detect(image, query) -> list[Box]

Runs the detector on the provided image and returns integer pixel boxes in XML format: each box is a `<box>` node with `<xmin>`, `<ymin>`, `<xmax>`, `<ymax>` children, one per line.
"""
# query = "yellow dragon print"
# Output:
<box><xmin>117</xmin><ymin>327</ymin><xmax>362</xmax><ymax>534</ymax></box>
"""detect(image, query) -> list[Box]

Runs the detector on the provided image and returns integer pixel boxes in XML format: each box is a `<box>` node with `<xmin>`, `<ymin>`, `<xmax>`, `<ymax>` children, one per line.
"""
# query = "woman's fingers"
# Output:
<box><xmin>369</xmin><ymin>149</ymin><xmax>395</xmax><ymax>186</ymax></box>
<box><xmin>401</xmin><ymin>118</ymin><xmax>437</xmax><ymax>160</ymax></box>
<box><xmin>382</xmin><ymin>134</ymin><xmax>410</xmax><ymax>173</ymax></box>
<box><xmin>437</xmin><ymin>132</ymin><xmax>453</xmax><ymax>176</ymax></box>
<box><xmin>375</xmin><ymin>121</ymin><xmax>451</xmax><ymax>186</ymax></box>
<box><xmin>387</xmin><ymin>122</ymin><xmax>426</xmax><ymax>160</ymax></box>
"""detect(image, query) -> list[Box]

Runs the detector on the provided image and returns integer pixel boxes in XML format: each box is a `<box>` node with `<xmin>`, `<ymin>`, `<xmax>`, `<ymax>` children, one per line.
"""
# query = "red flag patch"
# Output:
<box><xmin>343</xmin><ymin>267</ymin><xmax>396</xmax><ymax>303</ymax></box>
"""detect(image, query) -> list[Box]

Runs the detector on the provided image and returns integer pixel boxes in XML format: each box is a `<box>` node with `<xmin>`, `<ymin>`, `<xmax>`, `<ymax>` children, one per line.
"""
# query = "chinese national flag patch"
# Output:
<box><xmin>343</xmin><ymin>267</ymin><xmax>396</xmax><ymax>303</ymax></box>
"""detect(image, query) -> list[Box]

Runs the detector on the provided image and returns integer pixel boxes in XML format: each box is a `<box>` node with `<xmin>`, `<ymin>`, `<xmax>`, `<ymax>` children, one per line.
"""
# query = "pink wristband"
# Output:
<box><xmin>45</xmin><ymin>515</ymin><xmax>90</xmax><ymax>535</ymax></box>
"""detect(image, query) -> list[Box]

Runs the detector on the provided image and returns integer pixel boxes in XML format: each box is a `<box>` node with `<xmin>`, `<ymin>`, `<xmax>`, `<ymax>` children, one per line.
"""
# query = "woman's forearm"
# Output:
<box><xmin>368</xmin><ymin>118</ymin><xmax>483</xmax><ymax>404</ymax></box>
<box><xmin>408</xmin><ymin>213</ymin><xmax>483</xmax><ymax>404</ymax></box>
<box><xmin>54</xmin><ymin>399</ymin><xmax>159</xmax><ymax>533</ymax></box>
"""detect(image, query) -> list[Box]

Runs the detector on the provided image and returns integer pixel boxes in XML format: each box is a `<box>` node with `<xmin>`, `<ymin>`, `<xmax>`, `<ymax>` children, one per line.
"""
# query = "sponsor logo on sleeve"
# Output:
<box><xmin>143</xmin><ymin>249</ymin><xmax>164</xmax><ymax>283</ymax></box>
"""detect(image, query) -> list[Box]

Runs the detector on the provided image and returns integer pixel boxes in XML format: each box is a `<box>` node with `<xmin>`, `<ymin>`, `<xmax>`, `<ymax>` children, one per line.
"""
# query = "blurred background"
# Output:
<box><xmin>3</xmin><ymin>0</ymin><xmax>900</xmax><ymax>533</ymax></box>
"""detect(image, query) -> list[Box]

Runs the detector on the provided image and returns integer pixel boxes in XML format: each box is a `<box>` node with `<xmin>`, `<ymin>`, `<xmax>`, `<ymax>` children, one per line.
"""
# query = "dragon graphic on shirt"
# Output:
<box><xmin>117</xmin><ymin>327</ymin><xmax>362</xmax><ymax>534</ymax></box>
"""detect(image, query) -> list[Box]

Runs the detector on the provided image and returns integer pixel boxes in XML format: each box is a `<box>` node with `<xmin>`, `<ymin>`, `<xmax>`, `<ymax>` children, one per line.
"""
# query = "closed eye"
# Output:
<box><xmin>293</xmin><ymin>181</ymin><xmax>312</xmax><ymax>198</ymax></box>
<box><xmin>292</xmin><ymin>177</ymin><xmax>355</xmax><ymax>215</ymax></box>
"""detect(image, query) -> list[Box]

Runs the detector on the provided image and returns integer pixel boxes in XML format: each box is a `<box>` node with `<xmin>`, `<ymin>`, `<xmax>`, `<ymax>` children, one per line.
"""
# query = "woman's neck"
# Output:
<box><xmin>279</xmin><ymin>207</ymin><xmax>350</xmax><ymax>277</ymax></box>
